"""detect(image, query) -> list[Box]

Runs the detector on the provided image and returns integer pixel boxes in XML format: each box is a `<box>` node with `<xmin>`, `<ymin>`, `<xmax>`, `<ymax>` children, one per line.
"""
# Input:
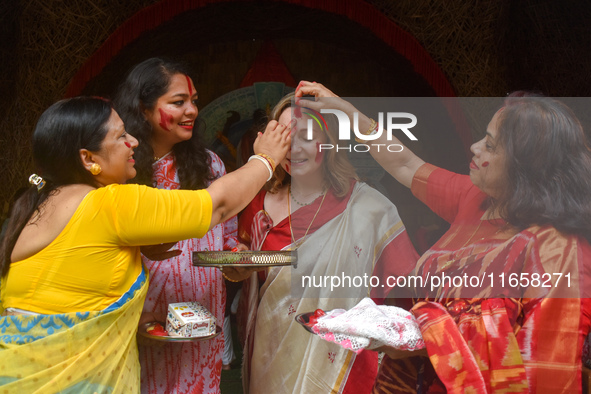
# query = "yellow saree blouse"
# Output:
<box><xmin>1</xmin><ymin>184</ymin><xmax>211</xmax><ymax>314</ymax></box>
<box><xmin>0</xmin><ymin>183</ymin><xmax>212</xmax><ymax>392</ymax></box>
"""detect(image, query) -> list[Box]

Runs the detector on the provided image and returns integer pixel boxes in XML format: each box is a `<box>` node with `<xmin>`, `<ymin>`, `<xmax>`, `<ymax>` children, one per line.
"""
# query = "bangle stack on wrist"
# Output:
<box><xmin>256</xmin><ymin>153</ymin><xmax>276</xmax><ymax>172</ymax></box>
<box><xmin>248</xmin><ymin>154</ymin><xmax>275</xmax><ymax>181</ymax></box>
<box><xmin>355</xmin><ymin>118</ymin><xmax>378</xmax><ymax>144</ymax></box>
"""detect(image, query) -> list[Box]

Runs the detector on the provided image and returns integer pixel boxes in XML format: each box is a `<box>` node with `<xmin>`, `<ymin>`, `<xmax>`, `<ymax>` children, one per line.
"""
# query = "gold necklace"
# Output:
<box><xmin>153</xmin><ymin>151</ymin><xmax>172</xmax><ymax>162</ymax></box>
<box><xmin>439</xmin><ymin>207</ymin><xmax>506</xmax><ymax>271</ymax></box>
<box><xmin>440</xmin><ymin>220</ymin><xmax>485</xmax><ymax>271</ymax></box>
<box><xmin>287</xmin><ymin>185</ymin><xmax>327</xmax><ymax>249</ymax></box>
<box><xmin>289</xmin><ymin>187</ymin><xmax>323</xmax><ymax>207</ymax></box>
<box><xmin>434</xmin><ymin>217</ymin><xmax>507</xmax><ymax>302</ymax></box>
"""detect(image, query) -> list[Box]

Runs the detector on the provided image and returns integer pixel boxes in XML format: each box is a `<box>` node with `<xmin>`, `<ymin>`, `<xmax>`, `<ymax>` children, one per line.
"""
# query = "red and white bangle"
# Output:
<box><xmin>256</xmin><ymin>153</ymin><xmax>276</xmax><ymax>172</ymax></box>
<box><xmin>248</xmin><ymin>154</ymin><xmax>274</xmax><ymax>181</ymax></box>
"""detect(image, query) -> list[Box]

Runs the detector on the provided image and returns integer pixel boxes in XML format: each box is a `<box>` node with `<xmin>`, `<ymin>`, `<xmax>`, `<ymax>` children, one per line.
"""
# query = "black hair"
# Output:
<box><xmin>113</xmin><ymin>57</ymin><xmax>213</xmax><ymax>189</ymax></box>
<box><xmin>0</xmin><ymin>97</ymin><xmax>113</xmax><ymax>275</ymax></box>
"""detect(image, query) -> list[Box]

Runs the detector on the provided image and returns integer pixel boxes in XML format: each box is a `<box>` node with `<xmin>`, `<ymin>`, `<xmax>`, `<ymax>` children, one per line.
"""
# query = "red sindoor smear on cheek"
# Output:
<box><xmin>285</xmin><ymin>164</ymin><xmax>291</xmax><ymax>174</ymax></box>
<box><xmin>482</xmin><ymin>161</ymin><xmax>490</xmax><ymax>167</ymax></box>
<box><xmin>124</xmin><ymin>142</ymin><xmax>131</xmax><ymax>148</ymax></box>
<box><xmin>158</xmin><ymin>108</ymin><xmax>173</xmax><ymax>131</ymax></box>
<box><xmin>185</xmin><ymin>75</ymin><xmax>193</xmax><ymax>96</ymax></box>
<box><xmin>315</xmin><ymin>142</ymin><xmax>324</xmax><ymax>163</ymax></box>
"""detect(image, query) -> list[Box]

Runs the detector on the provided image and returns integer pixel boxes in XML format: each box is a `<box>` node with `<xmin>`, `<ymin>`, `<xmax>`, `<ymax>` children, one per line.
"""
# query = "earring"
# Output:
<box><xmin>90</xmin><ymin>163</ymin><xmax>102</xmax><ymax>175</ymax></box>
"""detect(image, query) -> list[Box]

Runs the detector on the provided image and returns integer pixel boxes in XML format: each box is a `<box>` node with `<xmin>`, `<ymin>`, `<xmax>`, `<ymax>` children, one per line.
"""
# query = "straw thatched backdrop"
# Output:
<box><xmin>1</xmin><ymin>0</ymin><xmax>590</xmax><ymax>221</ymax></box>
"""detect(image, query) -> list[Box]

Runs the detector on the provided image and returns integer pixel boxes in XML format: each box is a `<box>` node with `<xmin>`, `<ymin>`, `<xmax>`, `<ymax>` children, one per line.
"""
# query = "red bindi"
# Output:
<box><xmin>158</xmin><ymin>108</ymin><xmax>173</xmax><ymax>131</ymax></box>
<box><xmin>482</xmin><ymin>161</ymin><xmax>489</xmax><ymax>167</ymax></box>
<box><xmin>185</xmin><ymin>75</ymin><xmax>193</xmax><ymax>96</ymax></box>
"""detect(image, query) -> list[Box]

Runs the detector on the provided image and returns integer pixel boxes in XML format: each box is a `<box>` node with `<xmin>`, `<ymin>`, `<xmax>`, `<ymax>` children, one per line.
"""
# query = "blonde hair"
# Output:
<box><xmin>265</xmin><ymin>92</ymin><xmax>358</xmax><ymax>197</ymax></box>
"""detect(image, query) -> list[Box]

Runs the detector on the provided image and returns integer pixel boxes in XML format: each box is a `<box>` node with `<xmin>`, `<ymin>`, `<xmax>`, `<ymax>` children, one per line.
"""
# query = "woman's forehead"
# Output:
<box><xmin>105</xmin><ymin>110</ymin><xmax>125</xmax><ymax>134</ymax></box>
<box><xmin>487</xmin><ymin>110</ymin><xmax>503</xmax><ymax>139</ymax></box>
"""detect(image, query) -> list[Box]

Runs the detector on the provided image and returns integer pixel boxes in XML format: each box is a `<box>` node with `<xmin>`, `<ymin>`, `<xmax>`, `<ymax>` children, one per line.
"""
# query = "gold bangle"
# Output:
<box><xmin>221</xmin><ymin>270</ymin><xmax>241</xmax><ymax>282</ymax></box>
<box><xmin>363</xmin><ymin>118</ymin><xmax>377</xmax><ymax>135</ymax></box>
<box><xmin>257</xmin><ymin>153</ymin><xmax>276</xmax><ymax>172</ymax></box>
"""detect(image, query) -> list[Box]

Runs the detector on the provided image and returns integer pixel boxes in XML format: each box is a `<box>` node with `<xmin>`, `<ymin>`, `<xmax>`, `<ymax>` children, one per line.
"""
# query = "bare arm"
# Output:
<box><xmin>206</xmin><ymin>120</ymin><xmax>291</xmax><ymax>230</ymax></box>
<box><xmin>295</xmin><ymin>81</ymin><xmax>425</xmax><ymax>188</ymax></box>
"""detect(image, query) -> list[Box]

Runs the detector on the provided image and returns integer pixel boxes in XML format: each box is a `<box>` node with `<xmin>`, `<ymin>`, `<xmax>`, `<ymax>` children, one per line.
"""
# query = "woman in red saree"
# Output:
<box><xmin>297</xmin><ymin>83</ymin><xmax>591</xmax><ymax>393</ymax></box>
<box><xmin>224</xmin><ymin>93</ymin><xmax>419</xmax><ymax>393</ymax></box>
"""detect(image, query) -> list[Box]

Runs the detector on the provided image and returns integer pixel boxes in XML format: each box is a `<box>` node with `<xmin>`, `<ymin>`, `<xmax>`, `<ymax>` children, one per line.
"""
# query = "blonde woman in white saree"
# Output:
<box><xmin>0</xmin><ymin>97</ymin><xmax>290</xmax><ymax>393</ymax></box>
<box><xmin>228</xmin><ymin>93</ymin><xmax>419</xmax><ymax>393</ymax></box>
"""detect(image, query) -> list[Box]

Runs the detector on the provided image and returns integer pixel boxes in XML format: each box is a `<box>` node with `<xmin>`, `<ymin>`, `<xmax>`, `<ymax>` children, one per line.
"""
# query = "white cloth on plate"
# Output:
<box><xmin>312</xmin><ymin>298</ymin><xmax>424</xmax><ymax>354</ymax></box>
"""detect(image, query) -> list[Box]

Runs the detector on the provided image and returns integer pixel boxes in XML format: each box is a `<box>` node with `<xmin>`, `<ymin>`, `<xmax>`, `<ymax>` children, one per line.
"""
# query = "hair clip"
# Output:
<box><xmin>29</xmin><ymin>174</ymin><xmax>46</xmax><ymax>191</ymax></box>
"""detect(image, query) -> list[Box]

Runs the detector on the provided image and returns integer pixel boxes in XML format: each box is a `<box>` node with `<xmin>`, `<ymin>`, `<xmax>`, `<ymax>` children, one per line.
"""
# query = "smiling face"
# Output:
<box><xmin>469</xmin><ymin>110</ymin><xmax>508</xmax><ymax>199</ymax></box>
<box><xmin>278</xmin><ymin>108</ymin><xmax>327</xmax><ymax>182</ymax></box>
<box><xmin>144</xmin><ymin>73</ymin><xmax>198</xmax><ymax>155</ymax></box>
<box><xmin>92</xmin><ymin>110</ymin><xmax>139</xmax><ymax>186</ymax></box>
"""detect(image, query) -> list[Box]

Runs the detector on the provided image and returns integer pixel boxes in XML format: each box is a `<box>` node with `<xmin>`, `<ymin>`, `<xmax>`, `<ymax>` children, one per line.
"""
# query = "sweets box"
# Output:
<box><xmin>166</xmin><ymin>302</ymin><xmax>216</xmax><ymax>338</ymax></box>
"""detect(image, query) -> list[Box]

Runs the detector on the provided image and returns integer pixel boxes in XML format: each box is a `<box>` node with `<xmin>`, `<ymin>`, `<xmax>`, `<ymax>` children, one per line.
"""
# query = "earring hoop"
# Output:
<box><xmin>90</xmin><ymin>163</ymin><xmax>102</xmax><ymax>176</ymax></box>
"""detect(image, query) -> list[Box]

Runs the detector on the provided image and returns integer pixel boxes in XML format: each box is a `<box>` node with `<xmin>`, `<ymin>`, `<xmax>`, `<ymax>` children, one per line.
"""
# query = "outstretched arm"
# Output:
<box><xmin>295</xmin><ymin>81</ymin><xmax>425</xmax><ymax>188</ymax></box>
<box><xmin>206</xmin><ymin>120</ymin><xmax>291</xmax><ymax>230</ymax></box>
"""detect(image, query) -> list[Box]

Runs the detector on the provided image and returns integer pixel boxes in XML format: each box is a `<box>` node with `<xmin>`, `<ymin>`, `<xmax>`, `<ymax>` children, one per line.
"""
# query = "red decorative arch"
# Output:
<box><xmin>66</xmin><ymin>0</ymin><xmax>470</xmax><ymax>153</ymax></box>
<box><xmin>66</xmin><ymin>0</ymin><xmax>455</xmax><ymax>98</ymax></box>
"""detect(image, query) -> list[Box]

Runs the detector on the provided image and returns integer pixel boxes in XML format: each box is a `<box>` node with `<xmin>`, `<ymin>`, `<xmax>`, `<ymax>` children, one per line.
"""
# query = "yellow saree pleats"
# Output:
<box><xmin>0</xmin><ymin>270</ymin><xmax>147</xmax><ymax>393</ymax></box>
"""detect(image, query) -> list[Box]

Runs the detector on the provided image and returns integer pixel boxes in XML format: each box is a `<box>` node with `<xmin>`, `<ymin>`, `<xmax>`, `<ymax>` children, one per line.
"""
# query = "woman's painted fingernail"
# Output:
<box><xmin>231</xmin><ymin>247</ymin><xmax>238</xmax><ymax>252</ymax></box>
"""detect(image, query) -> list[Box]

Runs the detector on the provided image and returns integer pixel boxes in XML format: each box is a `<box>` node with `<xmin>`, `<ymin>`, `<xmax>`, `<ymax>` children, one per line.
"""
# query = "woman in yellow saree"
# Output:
<box><xmin>0</xmin><ymin>269</ymin><xmax>148</xmax><ymax>392</ymax></box>
<box><xmin>0</xmin><ymin>96</ymin><xmax>290</xmax><ymax>393</ymax></box>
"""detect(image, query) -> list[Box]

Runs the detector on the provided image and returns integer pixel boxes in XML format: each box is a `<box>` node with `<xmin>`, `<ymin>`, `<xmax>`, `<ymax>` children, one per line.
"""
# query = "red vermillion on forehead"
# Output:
<box><xmin>185</xmin><ymin>75</ymin><xmax>192</xmax><ymax>97</ymax></box>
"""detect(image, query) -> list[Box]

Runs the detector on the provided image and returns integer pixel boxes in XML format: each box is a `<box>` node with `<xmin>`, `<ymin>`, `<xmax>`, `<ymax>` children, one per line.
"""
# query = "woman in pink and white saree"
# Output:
<box><xmin>114</xmin><ymin>57</ymin><xmax>238</xmax><ymax>394</ymax></box>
